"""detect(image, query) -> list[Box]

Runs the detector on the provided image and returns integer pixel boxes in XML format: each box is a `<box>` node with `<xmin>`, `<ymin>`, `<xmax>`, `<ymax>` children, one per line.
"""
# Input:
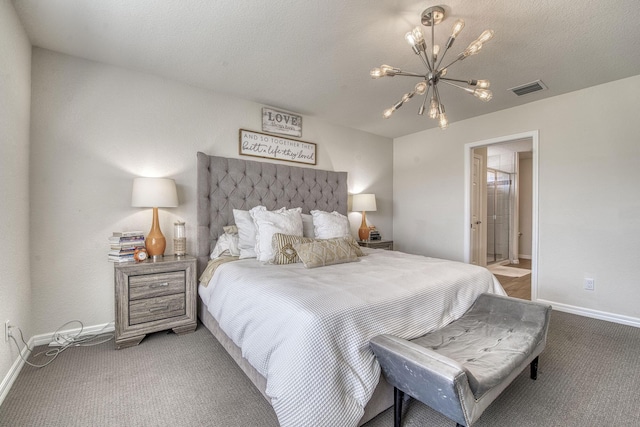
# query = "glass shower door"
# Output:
<box><xmin>487</xmin><ymin>169</ymin><xmax>511</xmax><ymax>264</ymax></box>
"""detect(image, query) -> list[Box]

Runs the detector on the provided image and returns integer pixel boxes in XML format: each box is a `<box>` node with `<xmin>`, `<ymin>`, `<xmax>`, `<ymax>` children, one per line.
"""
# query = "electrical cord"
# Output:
<box><xmin>8</xmin><ymin>320</ymin><xmax>115</xmax><ymax>368</ymax></box>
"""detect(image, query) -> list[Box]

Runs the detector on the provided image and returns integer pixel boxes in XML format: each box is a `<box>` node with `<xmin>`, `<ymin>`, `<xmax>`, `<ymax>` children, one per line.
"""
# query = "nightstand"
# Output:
<box><xmin>114</xmin><ymin>255</ymin><xmax>197</xmax><ymax>349</ymax></box>
<box><xmin>357</xmin><ymin>240</ymin><xmax>394</xmax><ymax>250</ymax></box>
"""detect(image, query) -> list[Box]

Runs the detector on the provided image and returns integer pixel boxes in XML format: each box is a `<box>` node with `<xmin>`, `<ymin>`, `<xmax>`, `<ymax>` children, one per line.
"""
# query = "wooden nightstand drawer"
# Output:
<box><xmin>129</xmin><ymin>293</ymin><xmax>185</xmax><ymax>325</ymax></box>
<box><xmin>129</xmin><ymin>271</ymin><xmax>185</xmax><ymax>300</ymax></box>
<box><xmin>114</xmin><ymin>256</ymin><xmax>197</xmax><ymax>349</ymax></box>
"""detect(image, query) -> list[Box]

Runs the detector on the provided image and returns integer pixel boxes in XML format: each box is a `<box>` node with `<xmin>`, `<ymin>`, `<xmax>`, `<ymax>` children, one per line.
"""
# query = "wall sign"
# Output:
<box><xmin>239</xmin><ymin>129</ymin><xmax>316</xmax><ymax>165</ymax></box>
<box><xmin>262</xmin><ymin>107</ymin><xmax>302</xmax><ymax>137</ymax></box>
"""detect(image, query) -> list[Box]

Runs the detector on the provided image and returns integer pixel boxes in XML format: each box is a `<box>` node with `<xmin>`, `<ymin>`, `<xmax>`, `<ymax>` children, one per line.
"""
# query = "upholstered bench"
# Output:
<box><xmin>370</xmin><ymin>293</ymin><xmax>552</xmax><ymax>427</ymax></box>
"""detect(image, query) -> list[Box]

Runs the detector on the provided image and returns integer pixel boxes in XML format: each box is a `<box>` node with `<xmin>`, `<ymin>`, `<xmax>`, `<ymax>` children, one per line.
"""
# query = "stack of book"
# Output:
<box><xmin>108</xmin><ymin>231</ymin><xmax>145</xmax><ymax>263</ymax></box>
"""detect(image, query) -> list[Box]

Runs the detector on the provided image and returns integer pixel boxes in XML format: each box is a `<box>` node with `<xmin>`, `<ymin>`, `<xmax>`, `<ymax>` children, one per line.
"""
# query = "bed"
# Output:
<box><xmin>196</xmin><ymin>153</ymin><xmax>505</xmax><ymax>427</ymax></box>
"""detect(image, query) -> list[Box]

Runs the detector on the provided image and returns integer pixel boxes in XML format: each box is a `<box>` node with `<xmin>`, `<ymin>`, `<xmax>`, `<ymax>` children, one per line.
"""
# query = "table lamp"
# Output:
<box><xmin>131</xmin><ymin>177</ymin><xmax>178</xmax><ymax>260</ymax></box>
<box><xmin>352</xmin><ymin>193</ymin><xmax>377</xmax><ymax>241</ymax></box>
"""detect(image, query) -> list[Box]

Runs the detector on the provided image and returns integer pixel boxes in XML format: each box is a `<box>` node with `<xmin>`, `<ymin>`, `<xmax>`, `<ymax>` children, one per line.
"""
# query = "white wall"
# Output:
<box><xmin>0</xmin><ymin>1</ymin><xmax>32</xmax><ymax>385</ymax></box>
<box><xmin>28</xmin><ymin>48</ymin><xmax>393</xmax><ymax>334</ymax></box>
<box><xmin>394</xmin><ymin>74</ymin><xmax>640</xmax><ymax>321</ymax></box>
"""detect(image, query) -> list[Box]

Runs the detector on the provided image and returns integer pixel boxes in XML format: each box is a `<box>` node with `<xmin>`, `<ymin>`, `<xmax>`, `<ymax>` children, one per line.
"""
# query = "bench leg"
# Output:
<box><xmin>530</xmin><ymin>356</ymin><xmax>539</xmax><ymax>380</ymax></box>
<box><xmin>394</xmin><ymin>387</ymin><xmax>404</xmax><ymax>427</ymax></box>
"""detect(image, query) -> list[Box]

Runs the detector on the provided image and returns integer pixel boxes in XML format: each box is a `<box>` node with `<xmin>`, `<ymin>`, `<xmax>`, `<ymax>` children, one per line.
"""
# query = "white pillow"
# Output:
<box><xmin>251</xmin><ymin>206</ymin><xmax>303</xmax><ymax>262</ymax></box>
<box><xmin>209</xmin><ymin>233</ymin><xmax>240</xmax><ymax>259</ymax></box>
<box><xmin>302</xmin><ymin>213</ymin><xmax>315</xmax><ymax>238</ymax></box>
<box><xmin>310</xmin><ymin>210</ymin><xmax>350</xmax><ymax>239</ymax></box>
<box><xmin>233</xmin><ymin>208</ymin><xmax>263</xmax><ymax>259</ymax></box>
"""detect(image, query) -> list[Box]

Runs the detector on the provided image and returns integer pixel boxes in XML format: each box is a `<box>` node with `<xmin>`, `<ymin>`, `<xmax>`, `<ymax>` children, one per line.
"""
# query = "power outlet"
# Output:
<box><xmin>4</xmin><ymin>320</ymin><xmax>11</xmax><ymax>342</ymax></box>
<box><xmin>584</xmin><ymin>278</ymin><xmax>595</xmax><ymax>291</ymax></box>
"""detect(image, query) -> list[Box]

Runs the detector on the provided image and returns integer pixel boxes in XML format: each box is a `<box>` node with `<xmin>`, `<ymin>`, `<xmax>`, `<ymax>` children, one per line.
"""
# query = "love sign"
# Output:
<box><xmin>262</xmin><ymin>107</ymin><xmax>302</xmax><ymax>137</ymax></box>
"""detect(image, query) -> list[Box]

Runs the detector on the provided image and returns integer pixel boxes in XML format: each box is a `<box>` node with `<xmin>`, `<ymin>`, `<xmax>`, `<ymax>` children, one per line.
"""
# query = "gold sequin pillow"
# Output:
<box><xmin>271</xmin><ymin>234</ymin><xmax>314</xmax><ymax>265</ymax></box>
<box><xmin>293</xmin><ymin>238</ymin><xmax>360</xmax><ymax>268</ymax></box>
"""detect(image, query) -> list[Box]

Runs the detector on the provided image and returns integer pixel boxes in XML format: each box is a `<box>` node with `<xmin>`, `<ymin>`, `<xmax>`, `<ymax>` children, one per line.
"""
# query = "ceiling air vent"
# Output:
<box><xmin>509</xmin><ymin>80</ymin><xmax>547</xmax><ymax>96</ymax></box>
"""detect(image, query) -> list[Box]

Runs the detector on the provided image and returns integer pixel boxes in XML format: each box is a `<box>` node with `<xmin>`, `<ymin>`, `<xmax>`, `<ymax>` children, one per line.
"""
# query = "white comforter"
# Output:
<box><xmin>198</xmin><ymin>248</ymin><xmax>505</xmax><ymax>427</ymax></box>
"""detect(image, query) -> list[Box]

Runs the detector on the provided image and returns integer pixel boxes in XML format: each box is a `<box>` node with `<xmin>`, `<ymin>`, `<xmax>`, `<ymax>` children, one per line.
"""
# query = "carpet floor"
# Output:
<box><xmin>1</xmin><ymin>310</ymin><xmax>639</xmax><ymax>426</ymax></box>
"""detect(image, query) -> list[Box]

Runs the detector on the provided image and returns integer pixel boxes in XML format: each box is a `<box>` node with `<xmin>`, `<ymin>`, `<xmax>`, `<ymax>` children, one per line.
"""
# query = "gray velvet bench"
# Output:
<box><xmin>370</xmin><ymin>293</ymin><xmax>552</xmax><ymax>427</ymax></box>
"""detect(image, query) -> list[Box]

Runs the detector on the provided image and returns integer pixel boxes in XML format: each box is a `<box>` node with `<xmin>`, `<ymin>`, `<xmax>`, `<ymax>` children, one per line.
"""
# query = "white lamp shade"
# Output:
<box><xmin>131</xmin><ymin>177</ymin><xmax>178</xmax><ymax>208</ymax></box>
<box><xmin>352</xmin><ymin>193</ymin><xmax>377</xmax><ymax>212</ymax></box>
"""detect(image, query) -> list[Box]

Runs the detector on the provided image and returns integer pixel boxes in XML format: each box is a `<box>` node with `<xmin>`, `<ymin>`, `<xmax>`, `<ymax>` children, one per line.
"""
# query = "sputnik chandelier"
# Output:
<box><xmin>371</xmin><ymin>5</ymin><xmax>494</xmax><ymax>129</ymax></box>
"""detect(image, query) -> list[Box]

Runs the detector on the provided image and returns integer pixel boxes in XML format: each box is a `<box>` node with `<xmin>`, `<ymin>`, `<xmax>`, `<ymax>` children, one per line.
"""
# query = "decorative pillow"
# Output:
<box><xmin>310</xmin><ymin>210</ymin><xmax>350</xmax><ymax>239</ymax></box>
<box><xmin>209</xmin><ymin>232</ymin><xmax>240</xmax><ymax>259</ymax></box>
<box><xmin>251</xmin><ymin>206</ymin><xmax>303</xmax><ymax>262</ymax></box>
<box><xmin>271</xmin><ymin>233</ymin><xmax>314</xmax><ymax>265</ymax></box>
<box><xmin>342</xmin><ymin>235</ymin><xmax>366</xmax><ymax>257</ymax></box>
<box><xmin>302</xmin><ymin>213</ymin><xmax>315</xmax><ymax>238</ymax></box>
<box><xmin>294</xmin><ymin>237</ymin><xmax>360</xmax><ymax>268</ymax></box>
<box><xmin>233</xmin><ymin>208</ymin><xmax>262</xmax><ymax>259</ymax></box>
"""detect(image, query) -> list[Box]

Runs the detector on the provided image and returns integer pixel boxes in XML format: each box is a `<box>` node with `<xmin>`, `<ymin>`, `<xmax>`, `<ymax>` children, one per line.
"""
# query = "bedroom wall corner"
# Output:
<box><xmin>27</xmin><ymin>49</ymin><xmax>393</xmax><ymax>336</ymax></box>
<box><xmin>0</xmin><ymin>1</ymin><xmax>33</xmax><ymax>395</ymax></box>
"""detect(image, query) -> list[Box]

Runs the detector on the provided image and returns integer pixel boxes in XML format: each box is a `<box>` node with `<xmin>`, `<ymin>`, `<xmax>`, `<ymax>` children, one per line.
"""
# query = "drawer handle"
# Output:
<box><xmin>149</xmin><ymin>305</ymin><xmax>169</xmax><ymax>313</ymax></box>
<box><xmin>149</xmin><ymin>282</ymin><xmax>170</xmax><ymax>289</ymax></box>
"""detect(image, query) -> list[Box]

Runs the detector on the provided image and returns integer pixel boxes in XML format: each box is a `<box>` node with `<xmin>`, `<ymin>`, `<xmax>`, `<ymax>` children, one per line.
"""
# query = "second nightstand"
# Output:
<box><xmin>357</xmin><ymin>240</ymin><xmax>394</xmax><ymax>250</ymax></box>
<box><xmin>114</xmin><ymin>255</ymin><xmax>197</xmax><ymax>349</ymax></box>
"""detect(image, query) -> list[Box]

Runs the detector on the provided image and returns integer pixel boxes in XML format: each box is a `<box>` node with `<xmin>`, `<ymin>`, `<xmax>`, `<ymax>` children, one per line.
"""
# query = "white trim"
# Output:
<box><xmin>31</xmin><ymin>321</ymin><xmax>115</xmax><ymax>347</ymax></box>
<box><xmin>0</xmin><ymin>337</ymin><xmax>33</xmax><ymax>406</ymax></box>
<box><xmin>518</xmin><ymin>254</ymin><xmax>532</xmax><ymax>260</ymax></box>
<box><xmin>0</xmin><ymin>321</ymin><xmax>114</xmax><ymax>406</ymax></box>
<box><xmin>541</xmin><ymin>300</ymin><xmax>640</xmax><ymax>329</ymax></box>
<box><xmin>464</xmin><ymin>130</ymin><xmax>539</xmax><ymax>300</ymax></box>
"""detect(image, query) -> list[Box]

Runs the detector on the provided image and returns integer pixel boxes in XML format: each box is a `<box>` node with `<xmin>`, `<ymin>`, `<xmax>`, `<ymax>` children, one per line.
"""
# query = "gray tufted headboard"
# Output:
<box><xmin>196</xmin><ymin>153</ymin><xmax>348</xmax><ymax>275</ymax></box>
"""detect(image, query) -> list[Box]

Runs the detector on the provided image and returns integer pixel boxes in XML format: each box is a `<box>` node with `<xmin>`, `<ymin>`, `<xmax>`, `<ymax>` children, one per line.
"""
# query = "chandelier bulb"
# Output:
<box><xmin>415</xmin><ymin>81</ymin><xmax>428</xmax><ymax>95</ymax></box>
<box><xmin>476</xmin><ymin>30</ymin><xmax>495</xmax><ymax>44</ymax></box>
<box><xmin>402</xmin><ymin>92</ymin><xmax>415</xmax><ymax>103</ymax></box>
<box><xmin>383</xmin><ymin>108</ymin><xmax>394</xmax><ymax>119</ymax></box>
<box><xmin>451</xmin><ymin>19</ymin><xmax>465</xmax><ymax>38</ymax></box>
<box><xmin>463</xmin><ymin>40</ymin><xmax>483</xmax><ymax>57</ymax></box>
<box><xmin>370</xmin><ymin>68</ymin><xmax>383</xmax><ymax>79</ymax></box>
<box><xmin>432</xmin><ymin>45</ymin><xmax>440</xmax><ymax>61</ymax></box>
<box><xmin>439</xmin><ymin>68</ymin><xmax>448</xmax><ymax>77</ymax></box>
<box><xmin>380</xmin><ymin>64</ymin><xmax>399</xmax><ymax>77</ymax></box>
<box><xmin>475</xmin><ymin>79</ymin><xmax>490</xmax><ymax>89</ymax></box>
<box><xmin>439</xmin><ymin>112</ymin><xmax>449</xmax><ymax>129</ymax></box>
<box><xmin>428</xmin><ymin>98</ymin><xmax>439</xmax><ymax>119</ymax></box>
<box><xmin>473</xmin><ymin>89</ymin><xmax>493</xmax><ymax>101</ymax></box>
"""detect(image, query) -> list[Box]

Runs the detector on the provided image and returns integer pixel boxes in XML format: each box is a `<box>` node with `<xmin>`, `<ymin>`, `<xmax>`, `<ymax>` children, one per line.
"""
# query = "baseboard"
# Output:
<box><xmin>518</xmin><ymin>254</ymin><xmax>532</xmax><ymax>260</ymax></box>
<box><xmin>0</xmin><ymin>336</ymin><xmax>33</xmax><ymax>407</ymax></box>
<box><xmin>0</xmin><ymin>321</ymin><xmax>114</xmax><ymax>407</ymax></box>
<box><xmin>538</xmin><ymin>299</ymin><xmax>640</xmax><ymax>328</ymax></box>
<box><xmin>31</xmin><ymin>321</ymin><xmax>115</xmax><ymax>347</ymax></box>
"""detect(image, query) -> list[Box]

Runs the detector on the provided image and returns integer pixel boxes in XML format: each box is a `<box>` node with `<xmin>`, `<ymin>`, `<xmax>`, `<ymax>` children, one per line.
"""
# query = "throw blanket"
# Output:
<box><xmin>198</xmin><ymin>249</ymin><xmax>505</xmax><ymax>427</ymax></box>
<box><xmin>198</xmin><ymin>255</ymin><xmax>239</xmax><ymax>287</ymax></box>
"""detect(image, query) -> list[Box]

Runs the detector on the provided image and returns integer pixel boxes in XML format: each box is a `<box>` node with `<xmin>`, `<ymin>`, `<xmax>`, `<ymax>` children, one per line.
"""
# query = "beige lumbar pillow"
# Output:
<box><xmin>293</xmin><ymin>238</ymin><xmax>360</xmax><ymax>268</ymax></box>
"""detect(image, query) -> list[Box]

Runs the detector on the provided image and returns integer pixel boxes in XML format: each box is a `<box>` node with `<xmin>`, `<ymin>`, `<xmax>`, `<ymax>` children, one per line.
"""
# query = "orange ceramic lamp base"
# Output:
<box><xmin>358</xmin><ymin>211</ymin><xmax>370</xmax><ymax>241</ymax></box>
<box><xmin>145</xmin><ymin>207</ymin><xmax>166</xmax><ymax>259</ymax></box>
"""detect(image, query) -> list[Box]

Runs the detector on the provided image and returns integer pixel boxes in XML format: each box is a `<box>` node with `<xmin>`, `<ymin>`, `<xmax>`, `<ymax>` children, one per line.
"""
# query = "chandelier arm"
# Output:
<box><xmin>395</xmin><ymin>71</ymin><xmax>429</xmax><ymax>78</ymax></box>
<box><xmin>433</xmin><ymin>84</ymin><xmax>442</xmax><ymax>106</ymax></box>
<box><xmin>430</xmin><ymin>17</ymin><xmax>436</xmax><ymax>69</ymax></box>
<box><xmin>433</xmin><ymin>44</ymin><xmax>452</xmax><ymax>73</ymax></box>
<box><xmin>418</xmin><ymin>85</ymin><xmax>430</xmax><ymax>115</ymax></box>
<box><xmin>418</xmin><ymin>53</ymin><xmax>433</xmax><ymax>72</ymax></box>
<box><xmin>439</xmin><ymin>79</ymin><xmax>470</xmax><ymax>92</ymax></box>
<box><xmin>440</xmin><ymin>77</ymin><xmax>473</xmax><ymax>85</ymax></box>
<box><xmin>439</xmin><ymin>55</ymin><xmax>465</xmax><ymax>74</ymax></box>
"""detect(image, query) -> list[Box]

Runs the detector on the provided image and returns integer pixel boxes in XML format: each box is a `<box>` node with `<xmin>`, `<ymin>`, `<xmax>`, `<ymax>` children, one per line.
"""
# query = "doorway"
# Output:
<box><xmin>464</xmin><ymin>131</ymin><xmax>539</xmax><ymax>300</ymax></box>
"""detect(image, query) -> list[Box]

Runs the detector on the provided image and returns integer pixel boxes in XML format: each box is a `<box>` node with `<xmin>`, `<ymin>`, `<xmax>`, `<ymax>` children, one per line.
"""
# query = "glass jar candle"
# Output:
<box><xmin>174</xmin><ymin>221</ymin><xmax>186</xmax><ymax>256</ymax></box>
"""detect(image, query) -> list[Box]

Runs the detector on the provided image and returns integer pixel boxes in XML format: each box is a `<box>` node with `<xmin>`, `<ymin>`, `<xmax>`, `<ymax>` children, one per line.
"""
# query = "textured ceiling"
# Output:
<box><xmin>12</xmin><ymin>0</ymin><xmax>640</xmax><ymax>139</ymax></box>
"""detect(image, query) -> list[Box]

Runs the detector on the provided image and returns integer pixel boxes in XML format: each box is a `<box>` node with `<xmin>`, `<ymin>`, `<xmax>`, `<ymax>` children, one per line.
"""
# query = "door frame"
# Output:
<box><xmin>463</xmin><ymin>130</ymin><xmax>539</xmax><ymax>300</ymax></box>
